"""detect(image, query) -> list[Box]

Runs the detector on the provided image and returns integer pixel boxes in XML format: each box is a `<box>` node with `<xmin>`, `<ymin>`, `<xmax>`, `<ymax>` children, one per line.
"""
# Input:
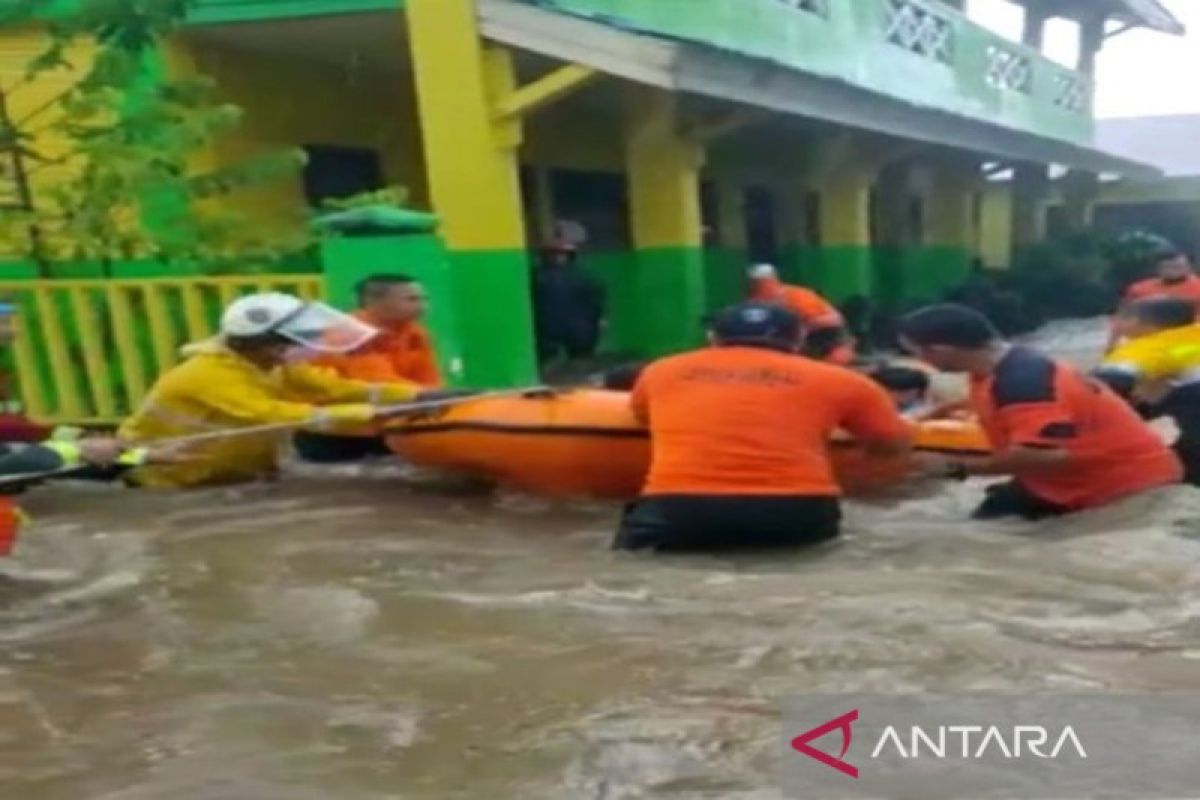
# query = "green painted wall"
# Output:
<box><xmin>446</xmin><ymin>250</ymin><xmax>538</xmax><ymax>388</ymax></box>
<box><xmin>0</xmin><ymin>0</ymin><xmax>402</xmax><ymax>24</ymax></box>
<box><xmin>702</xmin><ymin>247</ymin><xmax>746</xmax><ymax>313</ymax></box>
<box><xmin>530</xmin><ymin>0</ymin><xmax>1092</xmax><ymax>145</ymax></box>
<box><xmin>320</xmin><ymin>235</ymin><xmax>468</xmax><ymax>387</ymax></box>
<box><xmin>874</xmin><ymin>245</ymin><xmax>972</xmax><ymax>306</ymax></box>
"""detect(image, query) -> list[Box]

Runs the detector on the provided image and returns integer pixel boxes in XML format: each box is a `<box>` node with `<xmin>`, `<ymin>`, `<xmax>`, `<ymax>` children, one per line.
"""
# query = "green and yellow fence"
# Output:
<box><xmin>3</xmin><ymin>275</ymin><xmax>322</xmax><ymax>426</ymax></box>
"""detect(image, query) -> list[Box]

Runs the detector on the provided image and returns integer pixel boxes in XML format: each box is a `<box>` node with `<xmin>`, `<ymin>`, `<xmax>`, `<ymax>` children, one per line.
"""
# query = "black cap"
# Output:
<box><xmin>709</xmin><ymin>302</ymin><xmax>802</xmax><ymax>348</ymax></box>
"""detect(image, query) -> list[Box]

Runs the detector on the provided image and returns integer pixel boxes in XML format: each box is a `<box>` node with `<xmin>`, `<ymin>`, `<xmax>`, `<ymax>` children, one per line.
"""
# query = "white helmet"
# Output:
<box><xmin>220</xmin><ymin>292</ymin><xmax>379</xmax><ymax>353</ymax></box>
<box><xmin>748</xmin><ymin>263</ymin><xmax>778</xmax><ymax>280</ymax></box>
<box><xmin>221</xmin><ymin>292</ymin><xmax>305</xmax><ymax>337</ymax></box>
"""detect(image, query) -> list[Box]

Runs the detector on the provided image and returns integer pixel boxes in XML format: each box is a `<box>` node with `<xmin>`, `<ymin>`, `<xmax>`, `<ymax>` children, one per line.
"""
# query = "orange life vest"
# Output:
<box><xmin>1</xmin><ymin>496</ymin><xmax>21</xmax><ymax>557</ymax></box>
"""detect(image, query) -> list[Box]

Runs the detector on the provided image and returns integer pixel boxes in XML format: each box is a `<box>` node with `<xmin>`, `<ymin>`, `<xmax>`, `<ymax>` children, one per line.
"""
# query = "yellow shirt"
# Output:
<box><xmin>119</xmin><ymin>342</ymin><xmax>419</xmax><ymax>488</ymax></box>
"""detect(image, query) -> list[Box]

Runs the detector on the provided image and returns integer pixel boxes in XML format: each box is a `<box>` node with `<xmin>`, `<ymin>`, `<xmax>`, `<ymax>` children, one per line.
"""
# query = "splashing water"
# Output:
<box><xmin>4</xmin><ymin>318</ymin><xmax>1200</xmax><ymax>799</ymax></box>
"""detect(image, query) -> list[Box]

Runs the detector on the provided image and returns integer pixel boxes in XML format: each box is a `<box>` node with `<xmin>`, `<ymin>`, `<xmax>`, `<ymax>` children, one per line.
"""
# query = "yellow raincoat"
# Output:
<box><xmin>119</xmin><ymin>340</ymin><xmax>420</xmax><ymax>488</ymax></box>
<box><xmin>1103</xmin><ymin>323</ymin><xmax>1200</xmax><ymax>385</ymax></box>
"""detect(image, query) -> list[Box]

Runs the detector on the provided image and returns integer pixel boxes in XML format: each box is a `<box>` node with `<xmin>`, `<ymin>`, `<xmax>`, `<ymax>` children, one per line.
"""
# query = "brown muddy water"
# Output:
<box><xmin>4</xmin><ymin>320</ymin><xmax>1200</xmax><ymax>800</ymax></box>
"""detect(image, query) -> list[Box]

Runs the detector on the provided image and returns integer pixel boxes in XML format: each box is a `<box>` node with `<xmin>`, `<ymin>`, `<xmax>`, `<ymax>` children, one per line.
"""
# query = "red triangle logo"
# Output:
<box><xmin>790</xmin><ymin>709</ymin><xmax>859</xmax><ymax>779</ymax></box>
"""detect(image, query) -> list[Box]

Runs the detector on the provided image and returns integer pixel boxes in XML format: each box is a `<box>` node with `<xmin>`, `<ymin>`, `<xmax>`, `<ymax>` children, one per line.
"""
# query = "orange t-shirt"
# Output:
<box><xmin>750</xmin><ymin>279</ymin><xmax>844</xmax><ymax>329</ymax></box>
<box><xmin>1124</xmin><ymin>275</ymin><xmax>1200</xmax><ymax>307</ymax></box>
<box><xmin>314</xmin><ymin>311</ymin><xmax>442</xmax><ymax>388</ymax></box>
<box><xmin>631</xmin><ymin>346</ymin><xmax>912</xmax><ymax>497</ymax></box>
<box><xmin>970</xmin><ymin>346</ymin><xmax>1181</xmax><ymax>509</ymax></box>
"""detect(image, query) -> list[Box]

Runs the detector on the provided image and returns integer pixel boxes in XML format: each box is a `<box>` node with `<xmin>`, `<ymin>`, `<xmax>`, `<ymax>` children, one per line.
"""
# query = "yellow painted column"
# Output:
<box><xmin>406</xmin><ymin>0</ymin><xmax>535</xmax><ymax>385</ymax></box>
<box><xmin>818</xmin><ymin>168</ymin><xmax>874</xmax><ymax>301</ymax></box>
<box><xmin>978</xmin><ymin>184</ymin><xmax>1013</xmax><ymax>269</ymax></box>
<box><xmin>915</xmin><ymin>165</ymin><xmax>978</xmax><ymax>297</ymax></box>
<box><xmin>624</xmin><ymin>86</ymin><xmax>707</xmax><ymax>354</ymax></box>
<box><xmin>926</xmin><ymin>169</ymin><xmax>976</xmax><ymax>249</ymax></box>
<box><xmin>774</xmin><ymin>180</ymin><xmax>808</xmax><ymax>280</ymax></box>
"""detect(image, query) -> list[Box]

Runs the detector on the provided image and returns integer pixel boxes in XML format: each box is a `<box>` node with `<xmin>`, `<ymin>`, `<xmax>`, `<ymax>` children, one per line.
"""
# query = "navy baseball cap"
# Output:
<box><xmin>708</xmin><ymin>302</ymin><xmax>802</xmax><ymax>347</ymax></box>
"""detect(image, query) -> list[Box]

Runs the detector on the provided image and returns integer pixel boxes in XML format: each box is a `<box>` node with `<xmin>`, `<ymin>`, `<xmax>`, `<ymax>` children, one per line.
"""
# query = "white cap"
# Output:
<box><xmin>221</xmin><ymin>292</ymin><xmax>306</xmax><ymax>338</ymax></box>
<box><xmin>748</xmin><ymin>263</ymin><xmax>778</xmax><ymax>280</ymax></box>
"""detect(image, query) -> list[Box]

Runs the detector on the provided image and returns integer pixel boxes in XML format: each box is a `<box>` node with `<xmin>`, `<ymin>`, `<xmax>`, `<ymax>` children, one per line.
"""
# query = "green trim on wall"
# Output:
<box><xmin>631</xmin><ymin>246</ymin><xmax>707</xmax><ymax>356</ymax></box>
<box><xmin>702</xmin><ymin>247</ymin><xmax>746</xmax><ymax>313</ymax></box>
<box><xmin>187</xmin><ymin>0</ymin><xmax>402</xmax><ymax>25</ymax></box>
<box><xmin>818</xmin><ymin>246</ymin><xmax>873</xmax><ymax>302</ymax></box>
<box><xmin>874</xmin><ymin>245</ymin><xmax>972</xmax><ymax>305</ymax></box>
<box><xmin>447</xmin><ymin>249</ymin><xmax>537</xmax><ymax>388</ymax></box>
<box><xmin>0</xmin><ymin>0</ymin><xmax>401</xmax><ymax>24</ymax></box>
<box><xmin>533</xmin><ymin>0</ymin><xmax>1092</xmax><ymax>145</ymax></box>
<box><xmin>777</xmin><ymin>245</ymin><xmax>824</xmax><ymax>290</ymax></box>
<box><xmin>577</xmin><ymin>251</ymin><xmax>636</xmax><ymax>356</ymax></box>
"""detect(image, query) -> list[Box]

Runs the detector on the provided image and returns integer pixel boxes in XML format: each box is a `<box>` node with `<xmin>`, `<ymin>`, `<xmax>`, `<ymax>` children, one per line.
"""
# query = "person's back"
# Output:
<box><xmin>636</xmin><ymin>348</ymin><xmax>895</xmax><ymax>496</ymax></box>
<box><xmin>971</xmin><ymin>345</ymin><xmax>1179</xmax><ymax>510</ymax></box>
<box><xmin>615</xmin><ymin>303</ymin><xmax>910</xmax><ymax>552</ymax></box>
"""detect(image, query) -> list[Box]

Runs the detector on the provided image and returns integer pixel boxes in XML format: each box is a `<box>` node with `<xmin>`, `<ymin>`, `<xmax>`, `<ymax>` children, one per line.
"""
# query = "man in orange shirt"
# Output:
<box><xmin>297</xmin><ymin>274</ymin><xmax>444</xmax><ymax>462</ymax></box>
<box><xmin>747</xmin><ymin>263</ymin><xmax>855</xmax><ymax>365</ymax></box>
<box><xmin>900</xmin><ymin>304</ymin><xmax>1181</xmax><ymax>520</ymax></box>
<box><xmin>315</xmin><ymin>274</ymin><xmax>442</xmax><ymax>387</ymax></box>
<box><xmin>1108</xmin><ymin>236</ymin><xmax>1200</xmax><ymax>351</ymax></box>
<box><xmin>615</xmin><ymin>302</ymin><xmax>912</xmax><ymax>552</ymax></box>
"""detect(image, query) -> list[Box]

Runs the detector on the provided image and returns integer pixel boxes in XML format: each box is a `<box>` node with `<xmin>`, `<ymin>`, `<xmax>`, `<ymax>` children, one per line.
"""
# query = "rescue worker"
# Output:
<box><xmin>0</xmin><ymin>300</ymin><xmax>50</xmax><ymax>442</ymax></box>
<box><xmin>2</xmin><ymin>302</ymin><xmax>172</xmax><ymax>557</ymax></box>
<box><xmin>1108</xmin><ymin>234</ymin><xmax>1200</xmax><ymax>351</ymax></box>
<box><xmin>747</xmin><ymin>264</ymin><xmax>854</xmax><ymax>364</ymax></box>
<box><xmin>1</xmin><ymin>437</ymin><xmax>141</xmax><ymax>558</ymax></box>
<box><xmin>299</xmin><ymin>274</ymin><xmax>443</xmax><ymax>462</ymax></box>
<box><xmin>531</xmin><ymin>240</ymin><xmax>605</xmax><ymax>366</ymax></box>
<box><xmin>899</xmin><ymin>304</ymin><xmax>1181</xmax><ymax>520</ymax></box>
<box><xmin>615</xmin><ymin>302</ymin><xmax>912</xmax><ymax>552</ymax></box>
<box><xmin>119</xmin><ymin>292</ymin><xmax>428</xmax><ymax>489</ymax></box>
<box><xmin>1094</xmin><ymin>297</ymin><xmax>1200</xmax><ymax>486</ymax></box>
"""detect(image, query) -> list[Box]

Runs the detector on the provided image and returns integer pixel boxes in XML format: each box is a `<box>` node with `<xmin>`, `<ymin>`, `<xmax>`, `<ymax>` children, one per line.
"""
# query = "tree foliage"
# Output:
<box><xmin>0</xmin><ymin>0</ymin><xmax>309</xmax><ymax>275</ymax></box>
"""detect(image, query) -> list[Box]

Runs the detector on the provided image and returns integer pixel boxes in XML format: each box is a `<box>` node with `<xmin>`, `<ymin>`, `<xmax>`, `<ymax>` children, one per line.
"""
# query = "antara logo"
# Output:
<box><xmin>791</xmin><ymin>710</ymin><xmax>860</xmax><ymax>778</ymax></box>
<box><xmin>791</xmin><ymin>710</ymin><xmax>1088</xmax><ymax>778</ymax></box>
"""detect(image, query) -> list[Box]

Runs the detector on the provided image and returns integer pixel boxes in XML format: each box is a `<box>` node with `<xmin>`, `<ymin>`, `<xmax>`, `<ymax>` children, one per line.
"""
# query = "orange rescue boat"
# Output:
<box><xmin>386</xmin><ymin>389</ymin><xmax>989</xmax><ymax>499</ymax></box>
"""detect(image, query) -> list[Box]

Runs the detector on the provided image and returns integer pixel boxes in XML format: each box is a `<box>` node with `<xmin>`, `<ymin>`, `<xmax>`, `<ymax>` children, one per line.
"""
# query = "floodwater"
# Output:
<box><xmin>5</xmin><ymin>319</ymin><xmax>1200</xmax><ymax>800</ymax></box>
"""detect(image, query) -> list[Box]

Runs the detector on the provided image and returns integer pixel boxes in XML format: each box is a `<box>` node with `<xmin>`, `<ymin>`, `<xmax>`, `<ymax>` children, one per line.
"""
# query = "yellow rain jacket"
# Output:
<box><xmin>119</xmin><ymin>340</ymin><xmax>420</xmax><ymax>488</ymax></box>
<box><xmin>1103</xmin><ymin>323</ymin><xmax>1200</xmax><ymax>385</ymax></box>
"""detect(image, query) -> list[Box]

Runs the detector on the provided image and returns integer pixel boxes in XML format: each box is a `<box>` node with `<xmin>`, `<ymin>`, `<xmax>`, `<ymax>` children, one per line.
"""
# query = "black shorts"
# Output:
<box><xmin>613</xmin><ymin>494</ymin><xmax>841</xmax><ymax>552</ymax></box>
<box><xmin>971</xmin><ymin>480</ymin><xmax>1070</xmax><ymax>521</ymax></box>
<box><xmin>292</xmin><ymin>432</ymin><xmax>393</xmax><ymax>464</ymax></box>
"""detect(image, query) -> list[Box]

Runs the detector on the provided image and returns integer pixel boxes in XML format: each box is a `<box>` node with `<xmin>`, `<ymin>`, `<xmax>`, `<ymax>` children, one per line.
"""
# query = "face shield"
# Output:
<box><xmin>274</xmin><ymin>302</ymin><xmax>379</xmax><ymax>354</ymax></box>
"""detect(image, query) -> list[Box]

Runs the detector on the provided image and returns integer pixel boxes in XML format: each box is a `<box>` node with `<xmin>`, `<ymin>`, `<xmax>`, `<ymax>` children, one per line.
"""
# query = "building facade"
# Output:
<box><xmin>0</xmin><ymin>0</ymin><xmax>1182</xmax><ymax>386</ymax></box>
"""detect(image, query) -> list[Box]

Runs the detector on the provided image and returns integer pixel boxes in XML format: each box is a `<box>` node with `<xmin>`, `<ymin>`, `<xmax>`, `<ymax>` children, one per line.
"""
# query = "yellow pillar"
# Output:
<box><xmin>979</xmin><ymin>184</ymin><xmax>1014</xmax><ymax>269</ymax></box>
<box><xmin>624</xmin><ymin>86</ymin><xmax>706</xmax><ymax>354</ymax></box>
<box><xmin>818</xmin><ymin>168</ymin><xmax>874</xmax><ymax>301</ymax></box>
<box><xmin>407</xmin><ymin>0</ymin><xmax>535</xmax><ymax>385</ymax></box>
<box><xmin>917</xmin><ymin>165</ymin><xmax>978</xmax><ymax>296</ymax></box>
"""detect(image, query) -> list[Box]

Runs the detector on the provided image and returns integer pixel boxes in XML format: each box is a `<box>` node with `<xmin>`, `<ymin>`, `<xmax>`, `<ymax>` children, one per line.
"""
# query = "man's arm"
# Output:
<box><xmin>922</xmin><ymin>402</ymin><xmax>1078</xmax><ymax>479</ymax></box>
<box><xmin>838</xmin><ymin>378</ymin><xmax>914</xmax><ymax>456</ymax></box>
